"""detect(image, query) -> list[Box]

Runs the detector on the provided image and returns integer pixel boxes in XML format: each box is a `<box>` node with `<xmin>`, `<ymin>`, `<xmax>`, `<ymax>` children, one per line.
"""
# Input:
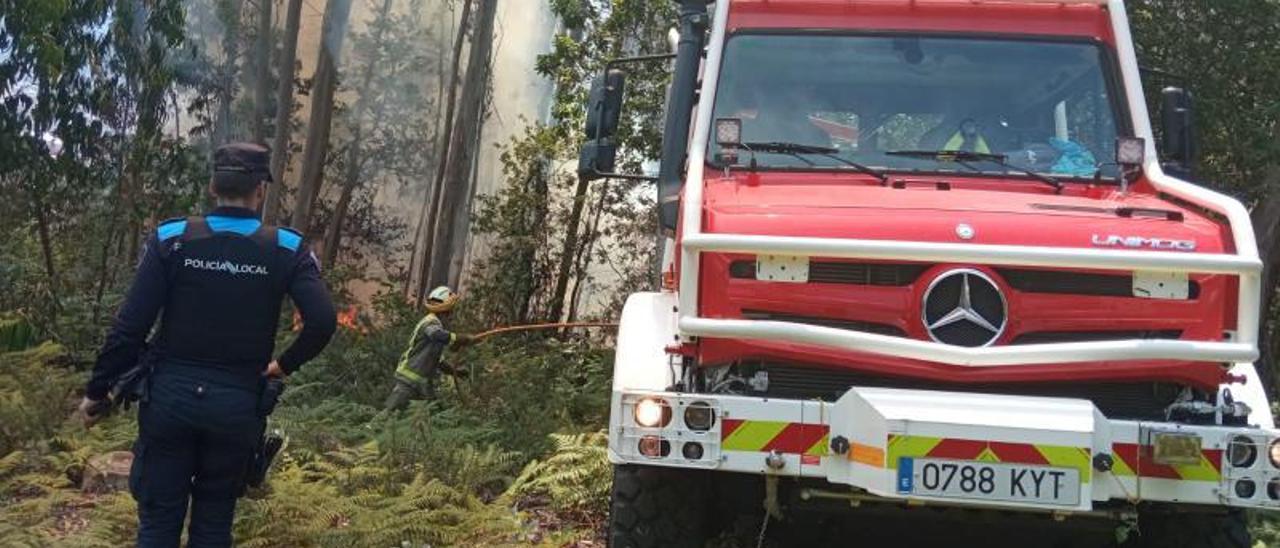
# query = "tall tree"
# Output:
<box><xmin>265</xmin><ymin>0</ymin><xmax>303</xmax><ymax>224</ymax></box>
<box><xmin>291</xmin><ymin>0</ymin><xmax>354</xmax><ymax>233</ymax></box>
<box><xmin>541</xmin><ymin>0</ymin><xmax>673</xmax><ymax>322</ymax></box>
<box><xmin>412</xmin><ymin>0</ymin><xmax>473</xmax><ymax>300</ymax></box>
<box><xmin>321</xmin><ymin>0</ymin><xmax>395</xmax><ymax>267</ymax></box>
<box><xmin>251</xmin><ymin>0</ymin><xmax>273</xmax><ymax>142</ymax></box>
<box><xmin>212</xmin><ymin>0</ymin><xmax>243</xmax><ymax>145</ymax></box>
<box><xmin>425</xmin><ymin>0</ymin><xmax>497</xmax><ymax>290</ymax></box>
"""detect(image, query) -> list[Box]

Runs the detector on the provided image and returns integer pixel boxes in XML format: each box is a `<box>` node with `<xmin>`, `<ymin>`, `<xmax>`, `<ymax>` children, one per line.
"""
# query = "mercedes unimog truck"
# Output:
<box><xmin>575</xmin><ymin>1</ymin><xmax>1276</xmax><ymax>546</ymax></box>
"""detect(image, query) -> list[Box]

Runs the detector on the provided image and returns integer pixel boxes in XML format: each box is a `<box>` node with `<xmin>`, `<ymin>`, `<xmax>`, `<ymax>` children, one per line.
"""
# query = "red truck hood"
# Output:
<box><xmin>695</xmin><ymin>173</ymin><xmax>1236</xmax><ymax>393</ymax></box>
<box><xmin>702</xmin><ymin>174</ymin><xmax>1229</xmax><ymax>253</ymax></box>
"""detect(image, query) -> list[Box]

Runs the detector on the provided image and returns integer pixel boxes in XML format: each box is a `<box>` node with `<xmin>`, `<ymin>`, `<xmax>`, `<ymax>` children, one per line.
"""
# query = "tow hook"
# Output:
<box><xmin>1093</xmin><ymin>453</ymin><xmax>1115</xmax><ymax>472</ymax></box>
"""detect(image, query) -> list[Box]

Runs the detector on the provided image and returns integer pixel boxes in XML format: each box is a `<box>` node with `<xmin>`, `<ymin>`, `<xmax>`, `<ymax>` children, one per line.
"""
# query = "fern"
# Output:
<box><xmin>507</xmin><ymin>431</ymin><xmax>610</xmax><ymax>514</ymax></box>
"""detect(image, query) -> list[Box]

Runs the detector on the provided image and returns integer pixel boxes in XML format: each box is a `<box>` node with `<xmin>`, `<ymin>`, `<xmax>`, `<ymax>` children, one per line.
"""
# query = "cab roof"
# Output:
<box><xmin>727</xmin><ymin>0</ymin><xmax>1117</xmax><ymax>43</ymax></box>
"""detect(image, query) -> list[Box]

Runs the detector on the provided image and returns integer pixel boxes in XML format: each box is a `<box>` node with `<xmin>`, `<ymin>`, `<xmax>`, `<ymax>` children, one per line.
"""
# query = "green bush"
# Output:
<box><xmin>0</xmin><ymin>343</ymin><xmax>84</xmax><ymax>456</ymax></box>
<box><xmin>0</xmin><ymin>317</ymin><xmax>38</xmax><ymax>352</ymax></box>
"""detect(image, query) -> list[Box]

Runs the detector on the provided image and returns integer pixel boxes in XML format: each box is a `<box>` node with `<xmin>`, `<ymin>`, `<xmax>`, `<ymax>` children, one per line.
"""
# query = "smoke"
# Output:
<box><xmin>320</xmin><ymin>0</ymin><xmax>355</xmax><ymax>67</ymax></box>
<box><xmin>162</xmin><ymin>0</ymin><xmax>560</xmax><ymax>293</ymax></box>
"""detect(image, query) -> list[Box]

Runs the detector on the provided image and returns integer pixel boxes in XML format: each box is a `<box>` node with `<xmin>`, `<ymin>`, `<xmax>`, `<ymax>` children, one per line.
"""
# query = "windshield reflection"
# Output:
<box><xmin>710</xmin><ymin>34</ymin><xmax>1123</xmax><ymax>181</ymax></box>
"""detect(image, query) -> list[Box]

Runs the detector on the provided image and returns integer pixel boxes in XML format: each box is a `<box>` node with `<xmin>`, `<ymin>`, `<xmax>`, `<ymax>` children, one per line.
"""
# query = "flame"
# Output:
<box><xmin>337</xmin><ymin>306</ymin><xmax>361</xmax><ymax>331</ymax></box>
<box><xmin>293</xmin><ymin>305</ymin><xmax>362</xmax><ymax>333</ymax></box>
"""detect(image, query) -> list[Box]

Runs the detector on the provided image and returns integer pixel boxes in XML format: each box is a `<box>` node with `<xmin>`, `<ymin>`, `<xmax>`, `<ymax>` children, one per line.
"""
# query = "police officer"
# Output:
<box><xmin>78</xmin><ymin>142</ymin><xmax>337</xmax><ymax>547</ymax></box>
<box><xmin>384</xmin><ymin>286</ymin><xmax>476</xmax><ymax>410</ymax></box>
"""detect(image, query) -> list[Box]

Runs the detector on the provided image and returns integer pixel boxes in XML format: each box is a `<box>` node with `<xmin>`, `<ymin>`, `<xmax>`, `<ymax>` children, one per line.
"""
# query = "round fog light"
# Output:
<box><xmin>638</xmin><ymin>436</ymin><xmax>670</xmax><ymax>458</ymax></box>
<box><xmin>1229</xmin><ymin>436</ymin><xmax>1258</xmax><ymax>468</ymax></box>
<box><xmin>682</xmin><ymin>442</ymin><xmax>705</xmax><ymax>460</ymax></box>
<box><xmin>1236</xmin><ymin>479</ymin><xmax>1257</xmax><ymax>499</ymax></box>
<box><xmin>634</xmin><ymin>398</ymin><xmax>670</xmax><ymax>428</ymax></box>
<box><xmin>683</xmin><ymin>402</ymin><xmax>715</xmax><ymax>431</ymax></box>
<box><xmin>1269</xmin><ymin>478</ymin><xmax>1280</xmax><ymax>500</ymax></box>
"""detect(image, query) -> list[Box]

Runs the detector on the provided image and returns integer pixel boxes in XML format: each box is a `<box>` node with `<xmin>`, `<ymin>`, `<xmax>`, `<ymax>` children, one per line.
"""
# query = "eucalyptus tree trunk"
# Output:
<box><xmin>321</xmin><ymin>0</ymin><xmax>395</xmax><ymax>267</ymax></box>
<box><xmin>425</xmin><ymin>0</ymin><xmax>496</xmax><ymax>290</ymax></box>
<box><xmin>265</xmin><ymin>0</ymin><xmax>303</xmax><ymax>224</ymax></box>
<box><xmin>214</xmin><ymin>2</ymin><xmax>242</xmax><ymax>145</ymax></box>
<box><xmin>291</xmin><ymin>0</ymin><xmax>353</xmax><ymax>233</ymax></box>
<box><xmin>413</xmin><ymin>0</ymin><xmax>473</xmax><ymax>300</ymax></box>
<box><xmin>548</xmin><ymin>174</ymin><xmax>589</xmax><ymax>322</ymax></box>
<box><xmin>566</xmin><ymin>188</ymin><xmax>609</xmax><ymax>323</ymax></box>
<box><xmin>405</xmin><ymin>8</ymin><xmax>456</xmax><ymax>296</ymax></box>
<box><xmin>251</xmin><ymin>0</ymin><xmax>273</xmax><ymax>142</ymax></box>
<box><xmin>28</xmin><ymin>182</ymin><xmax>58</xmax><ymax>324</ymax></box>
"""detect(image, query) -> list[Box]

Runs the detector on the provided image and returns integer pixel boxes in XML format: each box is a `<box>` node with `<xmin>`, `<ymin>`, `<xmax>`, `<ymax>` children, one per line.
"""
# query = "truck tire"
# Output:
<box><xmin>1124</xmin><ymin>510</ymin><xmax>1250</xmax><ymax>548</ymax></box>
<box><xmin>608</xmin><ymin>464</ymin><xmax>709</xmax><ymax>548</ymax></box>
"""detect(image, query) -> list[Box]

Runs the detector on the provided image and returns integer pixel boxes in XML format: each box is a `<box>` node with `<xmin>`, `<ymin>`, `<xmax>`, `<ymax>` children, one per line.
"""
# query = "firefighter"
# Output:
<box><xmin>942</xmin><ymin>118</ymin><xmax>993</xmax><ymax>154</ymax></box>
<box><xmin>384</xmin><ymin>286</ymin><xmax>476</xmax><ymax>410</ymax></box>
<box><xmin>78</xmin><ymin>142</ymin><xmax>337</xmax><ymax>548</ymax></box>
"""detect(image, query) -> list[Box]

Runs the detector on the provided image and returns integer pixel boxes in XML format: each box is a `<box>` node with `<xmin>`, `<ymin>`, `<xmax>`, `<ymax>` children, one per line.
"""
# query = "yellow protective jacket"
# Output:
<box><xmin>394</xmin><ymin>313</ymin><xmax>457</xmax><ymax>387</ymax></box>
<box><xmin>943</xmin><ymin>131</ymin><xmax>991</xmax><ymax>154</ymax></box>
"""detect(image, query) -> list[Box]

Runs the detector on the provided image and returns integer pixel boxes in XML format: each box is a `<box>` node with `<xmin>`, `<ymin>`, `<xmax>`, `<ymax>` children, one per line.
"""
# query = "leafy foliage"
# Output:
<box><xmin>1130</xmin><ymin>0</ymin><xmax>1280</xmax><ymax>200</ymax></box>
<box><xmin>0</xmin><ymin>329</ymin><xmax>613</xmax><ymax>546</ymax></box>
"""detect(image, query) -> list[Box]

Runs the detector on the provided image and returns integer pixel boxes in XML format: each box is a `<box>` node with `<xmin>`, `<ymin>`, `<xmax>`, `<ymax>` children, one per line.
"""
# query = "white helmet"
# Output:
<box><xmin>428</xmin><ymin>286</ymin><xmax>455</xmax><ymax>303</ymax></box>
<box><xmin>426</xmin><ymin>286</ymin><xmax>459</xmax><ymax>313</ymax></box>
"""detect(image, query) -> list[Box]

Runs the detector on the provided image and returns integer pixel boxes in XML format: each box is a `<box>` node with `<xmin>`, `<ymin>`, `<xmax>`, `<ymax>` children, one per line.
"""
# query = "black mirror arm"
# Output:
<box><xmin>585</xmin><ymin>171</ymin><xmax>660</xmax><ymax>182</ymax></box>
<box><xmin>605</xmin><ymin>53</ymin><xmax>677</xmax><ymax>72</ymax></box>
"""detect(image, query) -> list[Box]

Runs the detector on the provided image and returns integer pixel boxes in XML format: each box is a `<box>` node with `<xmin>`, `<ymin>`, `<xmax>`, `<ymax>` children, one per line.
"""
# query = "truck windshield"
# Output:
<box><xmin>709</xmin><ymin>34</ymin><xmax>1124</xmax><ymax>181</ymax></box>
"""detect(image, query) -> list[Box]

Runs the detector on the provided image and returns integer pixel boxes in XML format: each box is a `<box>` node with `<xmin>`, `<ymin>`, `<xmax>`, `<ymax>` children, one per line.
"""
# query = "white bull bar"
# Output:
<box><xmin>609</xmin><ymin>387</ymin><xmax>1280</xmax><ymax>512</ymax></box>
<box><xmin>674</xmin><ymin>0</ymin><xmax>1264</xmax><ymax>367</ymax></box>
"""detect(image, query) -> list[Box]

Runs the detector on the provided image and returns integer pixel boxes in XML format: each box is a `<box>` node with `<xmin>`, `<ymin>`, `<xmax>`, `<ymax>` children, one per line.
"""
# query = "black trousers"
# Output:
<box><xmin>130</xmin><ymin>366</ymin><xmax>264</xmax><ymax>548</ymax></box>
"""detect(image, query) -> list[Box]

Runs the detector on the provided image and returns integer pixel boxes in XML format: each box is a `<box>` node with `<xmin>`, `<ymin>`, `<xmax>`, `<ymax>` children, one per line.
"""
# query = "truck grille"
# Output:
<box><xmin>728</xmin><ymin>261</ymin><xmax>1203</xmax><ymax>298</ymax></box>
<box><xmin>754</xmin><ymin>362</ymin><xmax>1181</xmax><ymax>420</ymax></box>
<box><xmin>730</xmin><ymin>261</ymin><xmax>927</xmax><ymax>286</ymax></box>
<box><xmin>1011</xmin><ymin>330</ymin><xmax>1183</xmax><ymax>345</ymax></box>
<box><xmin>741</xmin><ymin>310</ymin><xmax>905</xmax><ymax>337</ymax></box>
<box><xmin>997</xmin><ymin>268</ymin><xmax>1201</xmax><ymax>299</ymax></box>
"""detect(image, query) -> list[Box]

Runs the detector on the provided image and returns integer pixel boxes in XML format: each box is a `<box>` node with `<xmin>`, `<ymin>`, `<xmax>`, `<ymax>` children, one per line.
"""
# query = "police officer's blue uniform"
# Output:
<box><xmin>88</xmin><ymin>170</ymin><xmax>336</xmax><ymax>545</ymax></box>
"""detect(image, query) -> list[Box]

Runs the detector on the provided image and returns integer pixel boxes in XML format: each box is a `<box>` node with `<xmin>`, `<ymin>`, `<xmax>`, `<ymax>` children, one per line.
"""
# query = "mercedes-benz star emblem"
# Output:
<box><xmin>921</xmin><ymin>269</ymin><xmax>1007</xmax><ymax>347</ymax></box>
<box><xmin>955</xmin><ymin>223</ymin><xmax>975</xmax><ymax>240</ymax></box>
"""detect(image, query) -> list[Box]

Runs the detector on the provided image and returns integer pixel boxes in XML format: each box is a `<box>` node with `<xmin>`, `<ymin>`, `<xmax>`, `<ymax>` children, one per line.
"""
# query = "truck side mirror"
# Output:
<box><xmin>577</xmin><ymin>138</ymin><xmax>617</xmax><ymax>180</ymax></box>
<box><xmin>1160</xmin><ymin>87</ymin><xmax>1197</xmax><ymax>176</ymax></box>
<box><xmin>577</xmin><ymin>69</ymin><xmax>627</xmax><ymax>181</ymax></box>
<box><xmin>585</xmin><ymin>69</ymin><xmax>627</xmax><ymax>139</ymax></box>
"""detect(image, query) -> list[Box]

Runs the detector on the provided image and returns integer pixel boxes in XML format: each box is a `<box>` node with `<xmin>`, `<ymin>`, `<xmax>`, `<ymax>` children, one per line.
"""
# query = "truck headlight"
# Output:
<box><xmin>1229</xmin><ymin>436</ymin><xmax>1257</xmax><ymax>468</ymax></box>
<box><xmin>1269</xmin><ymin>439</ymin><xmax>1280</xmax><ymax>468</ymax></box>
<box><xmin>634</xmin><ymin>398</ymin><xmax>670</xmax><ymax>427</ymax></box>
<box><xmin>683</xmin><ymin>401</ymin><xmax>715</xmax><ymax>431</ymax></box>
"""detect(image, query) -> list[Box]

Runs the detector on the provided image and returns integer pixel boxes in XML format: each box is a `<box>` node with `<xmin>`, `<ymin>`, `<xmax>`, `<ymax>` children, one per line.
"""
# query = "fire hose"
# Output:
<box><xmin>472</xmin><ymin>321</ymin><xmax>619</xmax><ymax>341</ymax></box>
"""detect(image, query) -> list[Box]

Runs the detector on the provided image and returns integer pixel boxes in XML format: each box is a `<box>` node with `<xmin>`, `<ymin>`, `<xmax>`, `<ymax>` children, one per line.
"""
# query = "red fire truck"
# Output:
<box><xmin>577</xmin><ymin>1</ymin><xmax>1273</xmax><ymax>546</ymax></box>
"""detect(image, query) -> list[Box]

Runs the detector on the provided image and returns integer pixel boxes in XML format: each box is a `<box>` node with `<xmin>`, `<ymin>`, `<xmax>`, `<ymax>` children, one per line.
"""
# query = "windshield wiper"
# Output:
<box><xmin>886</xmin><ymin>149</ymin><xmax>1062</xmax><ymax>192</ymax></box>
<box><xmin>739</xmin><ymin>141</ymin><xmax>889</xmax><ymax>184</ymax></box>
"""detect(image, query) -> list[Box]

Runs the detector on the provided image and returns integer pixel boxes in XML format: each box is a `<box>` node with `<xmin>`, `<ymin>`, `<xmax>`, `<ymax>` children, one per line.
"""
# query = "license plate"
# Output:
<box><xmin>897</xmin><ymin>458</ymin><xmax>1080</xmax><ymax>506</ymax></box>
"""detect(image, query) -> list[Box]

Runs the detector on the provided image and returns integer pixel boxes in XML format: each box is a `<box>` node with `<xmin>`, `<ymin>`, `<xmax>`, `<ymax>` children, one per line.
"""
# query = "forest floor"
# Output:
<box><xmin>3</xmin><ymin>335</ymin><xmax>1280</xmax><ymax>547</ymax></box>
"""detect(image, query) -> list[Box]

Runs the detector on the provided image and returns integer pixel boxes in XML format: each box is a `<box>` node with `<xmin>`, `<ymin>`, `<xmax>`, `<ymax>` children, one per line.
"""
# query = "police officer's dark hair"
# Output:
<box><xmin>211</xmin><ymin>172</ymin><xmax>266</xmax><ymax>200</ymax></box>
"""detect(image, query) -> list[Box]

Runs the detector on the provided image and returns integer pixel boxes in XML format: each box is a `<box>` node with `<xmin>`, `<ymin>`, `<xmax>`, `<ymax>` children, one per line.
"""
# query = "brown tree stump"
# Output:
<box><xmin>81</xmin><ymin>451</ymin><xmax>133</xmax><ymax>494</ymax></box>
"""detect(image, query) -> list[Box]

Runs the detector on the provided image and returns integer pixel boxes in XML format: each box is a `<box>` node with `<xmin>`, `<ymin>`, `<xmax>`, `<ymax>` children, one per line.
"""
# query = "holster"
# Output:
<box><xmin>257</xmin><ymin>377</ymin><xmax>285</xmax><ymax>417</ymax></box>
<box><xmin>245</xmin><ymin>429</ymin><xmax>284</xmax><ymax>490</ymax></box>
<box><xmin>108</xmin><ymin>351</ymin><xmax>154</xmax><ymax>411</ymax></box>
<box><xmin>244</xmin><ymin>378</ymin><xmax>286</xmax><ymax>491</ymax></box>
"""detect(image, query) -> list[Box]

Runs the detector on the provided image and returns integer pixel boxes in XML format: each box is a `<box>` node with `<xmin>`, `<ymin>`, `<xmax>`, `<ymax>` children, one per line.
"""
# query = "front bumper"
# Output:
<box><xmin>608</xmin><ymin>386</ymin><xmax>1280</xmax><ymax>513</ymax></box>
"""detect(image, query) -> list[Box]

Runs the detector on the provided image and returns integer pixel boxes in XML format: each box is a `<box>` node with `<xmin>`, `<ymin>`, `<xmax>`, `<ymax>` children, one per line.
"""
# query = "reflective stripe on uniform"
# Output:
<box><xmin>395</xmin><ymin>364</ymin><xmax>427</xmax><ymax>385</ymax></box>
